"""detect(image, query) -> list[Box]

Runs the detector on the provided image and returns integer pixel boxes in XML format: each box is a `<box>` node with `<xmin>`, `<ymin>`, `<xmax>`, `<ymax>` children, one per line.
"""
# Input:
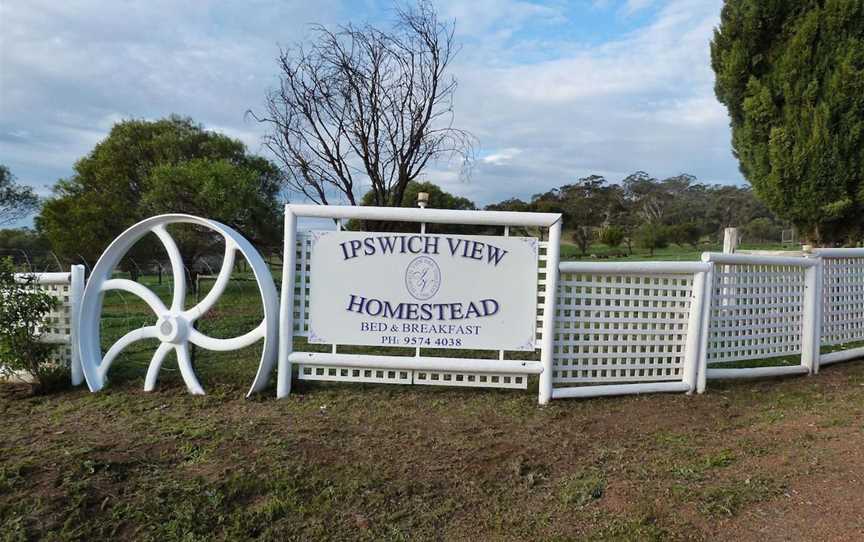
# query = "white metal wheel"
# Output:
<box><xmin>78</xmin><ymin>214</ymin><xmax>279</xmax><ymax>396</ymax></box>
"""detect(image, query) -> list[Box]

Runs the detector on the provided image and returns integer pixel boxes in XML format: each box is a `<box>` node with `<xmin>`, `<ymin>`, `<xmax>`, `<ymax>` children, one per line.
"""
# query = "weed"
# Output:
<box><xmin>700</xmin><ymin>477</ymin><xmax>785</xmax><ymax>517</ymax></box>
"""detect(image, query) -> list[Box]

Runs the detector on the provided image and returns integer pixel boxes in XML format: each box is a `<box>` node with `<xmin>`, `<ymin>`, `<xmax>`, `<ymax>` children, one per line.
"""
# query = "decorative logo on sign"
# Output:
<box><xmin>404</xmin><ymin>255</ymin><xmax>442</xmax><ymax>300</ymax></box>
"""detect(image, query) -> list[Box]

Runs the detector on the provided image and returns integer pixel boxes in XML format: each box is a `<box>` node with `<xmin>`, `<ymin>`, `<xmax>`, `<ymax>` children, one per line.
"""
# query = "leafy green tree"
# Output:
<box><xmin>144</xmin><ymin>157</ymin><xmax>283</xmax><ymax>263</ymax></box>
<box><xmin>741</xmin><ymin>217</ymin><xmax>782</xmax><ymax>243</ymax></box>
<box><xmin>668</xmin><ymin>223</ymin><xmax>703</xmax><ymax>248</ymax></box>
<box><xmin>0</xmin><ymin>165</ymin><xmax>39</xmax><ymax>226</ymax></box>
<box><xmin>484</xmin><ymin>198</ymin><xmax>531</xmax><ymax>213</ymax></box>
<box><xmin>711</xmin><ymin>0</ymin><xmax>864</xmax><ymax>243</ymax></box>
<box><xmin>0</xmin><ymin>229</ymin><xmax>54</xmax><ymax>271</ymax></box>
<box><xmin>38</xmin><ymin>116</ymin><xmax>283</xmax><ymax>271</ymax></box>
<box><xmin>358</xmin><ymin>180</ymin><xmax>475</xmax><ymax>211</ymax></box>
<box><xmin>634</xmin><ymin>223</ymin><xmax>670</xmax><ymax>256</ymax></box>
<box><xmin>702</xmin><ymin>184</ymin><xmax>775</xmax><ymax>234</ymax></box>
<box><xmin>598</xmin><ymin>225</ymin><xmax>625</xmax><ymax>248</ymax></box>
<box><xmin>0</xmin><ymin>258</ymin><xmax>65</xmax><ymax>393</ymax></box>
<box><xmin>485</xmin><ymin>171</ymin><xmax>786</xmax><ymax>252</ymax></box>
<box><xmin>349</xmin><ymin>180</ymin><xmax>475</xmax><ymax>232</ymax></box>
<box><xmin>531</xmin><ymin>176</ymin><xmax>622</xmax><ymax>256</ymax></box>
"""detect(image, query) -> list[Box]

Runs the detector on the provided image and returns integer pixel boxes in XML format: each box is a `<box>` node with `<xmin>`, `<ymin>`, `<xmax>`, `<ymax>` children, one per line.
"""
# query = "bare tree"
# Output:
<box><xmin>251</xmin><ymin>1</ymin><xmax>475</xmax><ymax>207</ymax></box>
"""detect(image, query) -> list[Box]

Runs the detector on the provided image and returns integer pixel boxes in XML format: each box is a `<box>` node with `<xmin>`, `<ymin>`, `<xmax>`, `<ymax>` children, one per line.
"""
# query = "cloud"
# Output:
<box><xmin>482</xmin><ymin>148</ymin><xmax>524</xmax><ymax>166</ymax></box>
<box><xmin>439</xmin><ymin>0</ymin><xmax>565</xmax><ymax>34</ymax></box>
<box><xmin>0</xmin><ymin>0</ymin><xmax>342</xmax><ymax>194</ymax></box>
<box><xmin>0</xmin><ymin>0</ymin><xmax>741</xmax><ymax>224</ymax></box>
<box><xmin>623</xmin><ymin>0</ymin><xmax>656</xmax><ymax>16</ymax></box>
<box><xmin>419</xmin><ymin>0</ymin><xmax>738</xmax><ymax>205</ymax></box>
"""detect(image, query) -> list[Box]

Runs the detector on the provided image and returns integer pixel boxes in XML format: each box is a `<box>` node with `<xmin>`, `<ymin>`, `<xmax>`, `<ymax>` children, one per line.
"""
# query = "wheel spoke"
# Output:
<box><xmin>183</xmin><ymin>240</ymin><xmax>236</xmax><ymax>321</ymax></box>
<box><xmin>101</xmin><ymin>279</ymin><xmax>167</xmax><ymax>315</ymax></box>
<box><xmin>144</xmin><ymin>343</ymin><xmax>174</xmax><ymax>392</ymax></box>
<box><xmin>175</xmin><ymin>343</ymin><xmax>204</xmax><ymax>395</ymax></box>
<box><xmin>153</xmin><ymin>225</ymin><xmax>187</xmax><ymax>312</ymax></box>
<box><xmin>98</xmin><ymin>326</ymin><xmax>158</xmax><ymax>379</ymax></box>
<box><xmin>188</xmin><ymin>323</ymin><xmax>265</xmax><ymax>351</ymax></box>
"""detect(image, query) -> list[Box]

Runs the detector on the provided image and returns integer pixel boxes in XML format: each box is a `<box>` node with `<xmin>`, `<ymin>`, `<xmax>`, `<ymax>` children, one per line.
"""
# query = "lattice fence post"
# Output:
<box><xmin>801</xmin><ymin>256</ymin><xmax>822</xmax><ymax>374</ymax></box>
<box><xmin>682</xmin><ymin>267</ymin><xmax>708</xmax><ymax>393</ymax></box>
<box><xmin>539</xmin><ymin>218</ymin><xmax>562</xmax><ymax>405</ymax></box>
<box><xmin>696</xmin><ymin>257</ymin><xmax>714</xmax><ymax>394</ymax></box>
<box><xmin>70</xmin><ymin>264</ymin><xmax>86</xmax><ymax>386</ymax></box>
<box><xmin>278</xmin><ymin>207</ymin><xmax>298</xmax><ymax>398</ymax></box>
<box><xmin>723</xmin><ymin>228</ymin><xmax>739</xmax><ymax>254</ymax></box>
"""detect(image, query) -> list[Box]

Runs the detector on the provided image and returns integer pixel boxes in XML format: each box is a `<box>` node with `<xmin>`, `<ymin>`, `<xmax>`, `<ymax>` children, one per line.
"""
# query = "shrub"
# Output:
<box><xmin>0</xmin><ymin>257</ymin><xmax>65</xmax><ymax>393</ymax></box>
<box><xmin>571</xmin><ymin>226</ymin><xmax>594</xmax><ymax>256</ymax></box>
<box><xmin>634</xmin><ymin>223</ymin><xmax>670</xmax><ymax>256</ymax></box>
<box><xmin>741</xmin><ymin>218</ymin><xmax>782</xmax><ymax>244</ymax></box>
<box><xmin>598</xmin><ymin>225</ymin><xmax>625</xmax><ymax>248</ymax></box>
<box><xmin>668</xmin><ymin>223</ymin><xmax>703</xmax><ymax>248</ymax></box>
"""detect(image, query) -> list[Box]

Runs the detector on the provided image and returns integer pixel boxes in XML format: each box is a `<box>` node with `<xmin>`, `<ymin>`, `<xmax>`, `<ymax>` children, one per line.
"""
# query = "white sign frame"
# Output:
<box><xmin>279</xmin><ymin>204</ymin><xmax>562</xmax><ymax>404</ymax></box>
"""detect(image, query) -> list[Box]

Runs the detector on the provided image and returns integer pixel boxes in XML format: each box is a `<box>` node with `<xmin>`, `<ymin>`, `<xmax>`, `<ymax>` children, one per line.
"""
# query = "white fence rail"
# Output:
<box><xmin>6</xmin><ymin>266</ymin><xmax>85</xmax><ymax>384</ymax></box>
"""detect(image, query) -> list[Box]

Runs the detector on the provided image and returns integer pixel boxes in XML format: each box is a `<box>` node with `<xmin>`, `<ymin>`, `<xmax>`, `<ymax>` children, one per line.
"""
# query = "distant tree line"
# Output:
<box><xmin>2</xmin><ymin>152</ymin><xmax>790</xmax><ymax>272</ymax></box>
<box><xmin>485</xmin><ymin>172</ymin><xmax>787</xmax><ymax>256</ymax></box>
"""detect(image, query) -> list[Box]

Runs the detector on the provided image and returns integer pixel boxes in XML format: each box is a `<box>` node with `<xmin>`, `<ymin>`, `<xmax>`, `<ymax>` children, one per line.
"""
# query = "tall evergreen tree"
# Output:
<box><xmin>711</xmin><ymin>0</ymin><xmax>864</xmax><ymax>243</ymax></box>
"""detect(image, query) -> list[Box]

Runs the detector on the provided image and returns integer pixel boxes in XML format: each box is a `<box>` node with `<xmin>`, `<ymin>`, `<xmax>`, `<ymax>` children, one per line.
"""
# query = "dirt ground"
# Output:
<box><xmin>2</xmin><ymin>359</ymin><xmax>864</xmax><ymax>541</ymax></box>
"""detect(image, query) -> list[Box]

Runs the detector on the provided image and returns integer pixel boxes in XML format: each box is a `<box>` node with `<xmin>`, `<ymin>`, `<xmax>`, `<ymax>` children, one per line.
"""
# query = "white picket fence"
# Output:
<box><xmin>4</xmin><ymin>266</ymin><xmax>85</xmax><ymax>383</ymax></box>
<box><xmin>548</xmin><ymin>250</ymin><xmax>864</xmax><ymax>401</ymax></box>
<box><xmin>12</xmin><ymin>245</ymin><xmax>864</xmax><ymax>404</ymax></box>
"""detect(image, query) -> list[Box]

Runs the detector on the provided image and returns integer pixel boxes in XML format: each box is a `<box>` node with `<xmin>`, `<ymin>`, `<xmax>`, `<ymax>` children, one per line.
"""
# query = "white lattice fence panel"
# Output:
<box><xmin>7</xmin><ymin>270</ymin><xmax>82</xmax><ymax>374</ymax></box>
<box><xmin>37</xmin><ymin>280</ymin><xmax>75</xmax><ymax>367</ymax></box>
<box><xmin>535</xmin><ymin>241</ymin><xmax>550</xmax><ymax>346</ymax></box>
<box><xmin>821</xmin><ymin>257</ymin><xmax>864</xmax><ymax>346</ymax></box>
<box><xmin>552</xmin><ymin>272</ymin><xmax>694</xmax><ymax>384</ymax></box>
<box><xmin>291</xmin><ymin>232</ymin><xmax>313</xmax><ymax>336</ymax></box>
<box><xmin>299</xmin><ymin>365</ymin><xmax>412</xmax><ymax>384</ymax></box>
<box><xmin>707</xmin><ymin>264</ymin><xmax>806</xmax><ymax>364</ymax></box>
<box><xmin>415</xmin><ymin>370</ymin><xmax>527</xmax><ymax>388</ymax></box>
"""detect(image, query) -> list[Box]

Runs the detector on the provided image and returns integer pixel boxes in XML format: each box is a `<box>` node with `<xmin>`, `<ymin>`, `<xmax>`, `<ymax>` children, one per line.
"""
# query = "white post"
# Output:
<box><xmin>682</xmin><ymin>269</ymin><xmax>707</xmax><ymax>393</ymax></box>
<box><xmin>813</xmin><ymin>257</ymin><xmax>823</xmax><ymax>373</ymax></box>
<box><xmin>70</xmin><ymin>264</ymin><xmax>86</xmax><ymax>386</ymax></box>
<box><xmin>696</xmin><ymin>257</ymin><xmax>714</xmax><ymax>393</ymax></box>
<box><xmin>277</xmin><ymin>208</ymin><xmax>297</xmax><ymax>398</ymax></box>
<box><xmin>538</xmin><ymin>218</ymin><xmax>562</xmax><ymax>405</ymax></box>
<box><xmin>801</xmin><ymin>257</ymin><xmax>821</xmax><ymax>374</ymax></box>
<box><xmin>723</xmin><ymin>228</ymin><xmax>739</xmax><ymax>254</ymax></box>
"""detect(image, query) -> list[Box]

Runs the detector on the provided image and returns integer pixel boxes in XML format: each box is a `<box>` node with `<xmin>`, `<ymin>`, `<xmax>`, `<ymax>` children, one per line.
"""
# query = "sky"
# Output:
<box><xmin>0</xmin><ymin>0</ymin><xmax>742</xmax><ymax>225</ymax></box>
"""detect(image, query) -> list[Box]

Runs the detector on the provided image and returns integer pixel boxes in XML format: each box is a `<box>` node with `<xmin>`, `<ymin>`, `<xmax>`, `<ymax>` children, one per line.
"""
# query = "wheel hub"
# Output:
<box><xmin>156</xmin><ymin>314</ymin><xmax>188</xmax><ymax>344</ymax></box>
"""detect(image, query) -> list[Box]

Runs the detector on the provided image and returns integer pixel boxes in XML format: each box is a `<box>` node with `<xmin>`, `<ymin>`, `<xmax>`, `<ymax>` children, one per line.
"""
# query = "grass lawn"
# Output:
<box><xmin>559</xmin><ymin>240</ymin><xmax>793</xmax><ymax>262</ymax></box>
<box><xmin>3</xmin><ymin>254</ymin><xmax>864</xmax><ymax>541</ymax></box>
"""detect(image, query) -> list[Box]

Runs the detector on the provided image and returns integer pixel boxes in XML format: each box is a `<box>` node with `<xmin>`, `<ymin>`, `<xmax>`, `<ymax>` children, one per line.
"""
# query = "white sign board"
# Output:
<box><xmin>308</xmin><ymin>231</ymin><xmax>539</xmax><ymax>350</ymax></box>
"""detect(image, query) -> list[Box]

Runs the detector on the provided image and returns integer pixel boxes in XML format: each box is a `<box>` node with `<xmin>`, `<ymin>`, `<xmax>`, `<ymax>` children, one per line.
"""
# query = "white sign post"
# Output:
<box><xmin>308</xmin><ymin>232</ymin><xmax>539</xmax><ymax>351</ymax></box>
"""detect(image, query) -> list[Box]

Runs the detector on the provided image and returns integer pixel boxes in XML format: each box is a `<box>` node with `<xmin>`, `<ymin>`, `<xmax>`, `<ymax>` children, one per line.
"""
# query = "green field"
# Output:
<box><xmin>558</xmin><ymin>239</ymin><xmax>792</xmax><ymax>262</ymax></box>
<box><xmin>3</xmin><ymin>250</ymin><xmax>864</xmax><ymax>541</ymax></box>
